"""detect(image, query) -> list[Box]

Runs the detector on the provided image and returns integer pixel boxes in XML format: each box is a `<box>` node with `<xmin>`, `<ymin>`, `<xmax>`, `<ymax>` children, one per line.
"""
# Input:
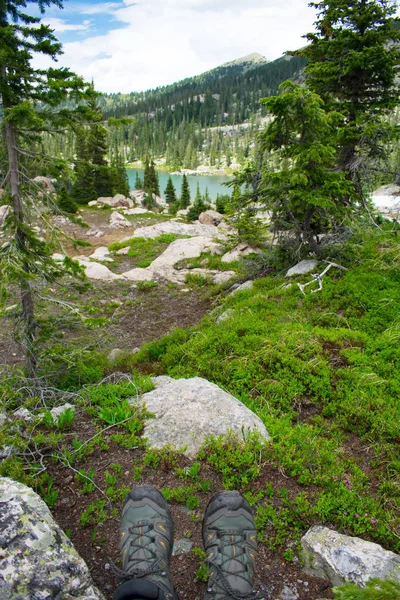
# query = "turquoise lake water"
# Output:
<box><xmin>126</xmin><ymin>168</ymin><xmax>232</xmax><ymax>201</ymax></box>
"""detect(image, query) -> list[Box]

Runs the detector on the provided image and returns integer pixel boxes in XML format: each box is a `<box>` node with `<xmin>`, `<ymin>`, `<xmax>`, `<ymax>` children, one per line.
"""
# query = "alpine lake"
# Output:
<box><xmin>126</xmin><ymin>168</ymin><xmax>232</xmax><ymax>202</ymax></box>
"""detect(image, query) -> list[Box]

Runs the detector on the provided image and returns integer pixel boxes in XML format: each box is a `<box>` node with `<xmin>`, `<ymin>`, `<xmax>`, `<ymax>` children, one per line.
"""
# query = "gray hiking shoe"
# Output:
<box><xmin>202</xmin><ymin>491</ymin><xmax>260</xmax><ymax>600</ymax></box>
<box><xmin>114</xmin><ymin>485</ymin><xmax>178</xmax><ymax>600</ymax></box>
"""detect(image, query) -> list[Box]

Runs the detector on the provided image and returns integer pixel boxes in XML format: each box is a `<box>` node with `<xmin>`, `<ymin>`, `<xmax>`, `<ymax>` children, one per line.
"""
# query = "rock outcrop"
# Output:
<box><xmin>132</xmin><ymin>376</ymin><xmax>270</xmax><ymax>458</ymax></box>
<box><xmin>301</xmin><ymin>526</ymin><xmax>400</xmax><ymax>587</ymax></box>
<box><xmin>0</xmin><ymin>478</ymin><xmax>105</xmax><ymax>599</ymax></box>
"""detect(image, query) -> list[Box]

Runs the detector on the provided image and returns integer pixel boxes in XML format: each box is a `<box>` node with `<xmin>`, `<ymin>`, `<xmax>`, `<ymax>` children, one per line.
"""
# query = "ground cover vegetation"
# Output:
<box><xmin>1</xmin><ymin>1</ymin><xmax>400</xmax><ymax>599</ymax></box>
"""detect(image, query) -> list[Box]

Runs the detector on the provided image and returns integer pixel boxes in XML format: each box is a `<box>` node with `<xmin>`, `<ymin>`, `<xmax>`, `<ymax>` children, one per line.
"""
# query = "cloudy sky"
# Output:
<box><xmin>38</xmin><ymin>0</ymin><xmax>319</xmax><ymax>94</ymax></box>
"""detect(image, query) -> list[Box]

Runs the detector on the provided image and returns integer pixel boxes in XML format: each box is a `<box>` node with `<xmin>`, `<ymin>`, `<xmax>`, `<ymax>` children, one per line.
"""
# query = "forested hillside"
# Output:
<box><xmin>99</xmin><ymin>53</ymin><xmax>306</xmax><ymax>169</ymax></box>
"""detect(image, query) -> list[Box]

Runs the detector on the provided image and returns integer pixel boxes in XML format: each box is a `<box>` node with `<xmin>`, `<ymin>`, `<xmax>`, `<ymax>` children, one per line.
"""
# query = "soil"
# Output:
<box><xmin>49</xmin><ymin>410</ymin><xmax>334</xmax><ymax>600</ymax></box>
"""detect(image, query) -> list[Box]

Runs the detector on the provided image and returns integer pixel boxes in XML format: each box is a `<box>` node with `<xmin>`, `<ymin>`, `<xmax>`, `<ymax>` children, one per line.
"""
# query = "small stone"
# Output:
<box><xmin>279</xmin><ymin>585</ymin><xmax>299</xmax><ymax>600</ymax></box>
<box><xmin>172</xmin><ymin>538</ymin><xmax>194</xmax><ymax>556</ymax></box>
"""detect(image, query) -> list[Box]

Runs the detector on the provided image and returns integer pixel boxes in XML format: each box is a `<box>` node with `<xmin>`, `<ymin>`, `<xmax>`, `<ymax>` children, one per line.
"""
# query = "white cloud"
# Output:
<box><xmin>45</xmin><ymin>17</ymin><xmax>91</xmax><ymax>33</ymax></box>
<box><xmin>81</xmin><ymin>3</ymin><xmax>122</xmax><ymax>15</ymax></box>
<box><xmin>47</xmin><ymin>0</ymin><xmax>317</xmax><ymax>93</ymax></box>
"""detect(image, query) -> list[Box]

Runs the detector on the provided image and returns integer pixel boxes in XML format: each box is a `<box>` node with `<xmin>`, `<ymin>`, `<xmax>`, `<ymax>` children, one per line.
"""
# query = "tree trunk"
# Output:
<box><xmin>4</xmin><ymin>120</ymin><xmax>37</xmax><ymax>378</ymax></box>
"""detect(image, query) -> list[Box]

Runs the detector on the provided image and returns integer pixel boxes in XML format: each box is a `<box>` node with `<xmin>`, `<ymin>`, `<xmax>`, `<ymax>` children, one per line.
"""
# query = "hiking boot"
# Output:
<box><xmin>114</xmin><ymin>485</ymin><xmax>178</xmax><ymax>600</ymax></box>
<box><xmin>202</xmin><ymin>491</ymin><xmax>259</xmax><ymax>600</ymax></box>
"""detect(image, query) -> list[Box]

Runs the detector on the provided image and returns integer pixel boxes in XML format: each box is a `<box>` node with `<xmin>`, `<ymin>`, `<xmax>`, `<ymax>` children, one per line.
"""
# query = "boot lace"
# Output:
<box><xmin>206</xmin><ymin>532</ymin><xmax>264</xmax><ymax>600</ymax></box>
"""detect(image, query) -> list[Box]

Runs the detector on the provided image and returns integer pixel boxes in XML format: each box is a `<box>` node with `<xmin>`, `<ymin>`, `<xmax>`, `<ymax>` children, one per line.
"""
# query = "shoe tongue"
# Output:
<box><xmin>114</xmin><ymin>578</ymin><xmax>161</xmax><ymax>600</ymax></box>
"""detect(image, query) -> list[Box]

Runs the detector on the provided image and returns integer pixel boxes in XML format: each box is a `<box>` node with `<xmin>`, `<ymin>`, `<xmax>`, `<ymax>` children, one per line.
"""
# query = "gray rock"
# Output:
<box><xmin>89</xmin><ymin>246</ymin><xmax>113</xmax><ymax>262</ymax></box>
<box><xmin>217</xmin><ymin>309</ymin><xmax>235</xmax><ymax>324</ymax></box>
<box><xmin>132</xmin><ymin>376</ymin><xmax>269</xmax><ymax>458</ymax></box>
<box><xmin>172</xmin><ymin>538</ymin><xmax>194</xmax><ymax>556</ymax></box>
<box><xmin>76</xmin><ymin>257</ymin><xmax>122</xmax><ymax>281</ymax></box>
<box><xmin>286</xmin><ymin>260</ymin><xmax>319</xmax><ymax>277</ymax></box>
<box><xmin>109</xmin><ymin>211</ymin><xmax>131</xmax><ymax>228</ymax></box>
<box><xmin>199</xmin><ymin>210</ymin><xmax>223</xmax><ymax>226</ymax></box>
<box><xmin>96</xmin><ymin>196</ymin><xmax>113</xmax><ymax>206</ymax></box>
<box><xmin>301</xmin><ymin>526</ymin><xmax>400</xmax><ymax>587</ymax></box>
<box><xmin>32</xmin><ymin>176</ymin><xmax>55</xmax><ymax>192</ymax></box>
<box><xmin>229</xmin><ymin>280</ymin><xmax>254</xmax><ymax>296</ymax></box>
<box><xmin>0</xmin><ymin>478</ymin><xmax>105</xmax><ymax>599</ymax></box>
<box><xmin>116</xmin><ymin>246</ymin><xmax>130</xmax><ymax>255</ymax></box>
<box><xmin>13</xmin><ymin>408</ymin><xmax>34</xmax><ymax>421</ymax></box>
<box><xmin>280</xmin><ymin>584</ymin><xmax>299</xmax><ymax>600</ymax></box>
<box><xmin>50</xmin><ymin>403</ymin><xmax>74</xmax><ymax>424</ymax></box>
<box><xmin>88</xmin><ymin>200</ymin><xmax>99</xmax><ymax>207</ymax></box>
<box><xmin>0</xmin><ymin>413</ymin><xmax>7</xmax><ymax>427</ymax></box>
<box><xmin>221</xmin><ymin>244</ymin><xmax>260</xmax><ymax>263</ymax></box>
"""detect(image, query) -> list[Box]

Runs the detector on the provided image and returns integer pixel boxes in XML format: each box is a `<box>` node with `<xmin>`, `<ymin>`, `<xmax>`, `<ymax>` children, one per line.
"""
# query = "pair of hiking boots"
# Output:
<box><xmin>114</xmin><ymin>485</ymin><xmax>260</xmax><ymax>600</ymax></box>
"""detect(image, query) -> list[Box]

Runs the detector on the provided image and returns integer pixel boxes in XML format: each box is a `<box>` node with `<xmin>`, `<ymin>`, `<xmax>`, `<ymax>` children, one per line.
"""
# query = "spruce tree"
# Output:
<box><xmin>135</xmin><ymin>172</ymin><xmax>143</xmax><ymax>189</ymax></box>
<box><xmin>187</xmin><ymin>183</ymin><xmax>207</xmax><ymax>221</ymax></box>
<box><xmin>180</xmin><ymin>174</ymin><xmax>191</xmax><ymax>208</ymax></box>
<box><xmin>0</xmin><ymin>0</ymin><xmax>91</xmax><ymax>376</ymax></box>
<box><xmin>301</xmin><ymin>0</ymin><xmax>400</xmax><ymax>176</ymax></box>
<box><xmin>57</xmin><ymin>186</ymin><xmax>78</xmax><ymax>214</ymax></box>
<box><xmin>164</xmin><ymin>176</ymin><xmax>177</xmax><ymax>204</ymax></box>
<box><xmin>259</xmin><ymin>81</ymin><xmax>354</xmax><ymax>253</ymax></box>
<box><xmin>150</xmin><ymin>160</ymin><xmax>160</xmax><ymax>196</ymax></box>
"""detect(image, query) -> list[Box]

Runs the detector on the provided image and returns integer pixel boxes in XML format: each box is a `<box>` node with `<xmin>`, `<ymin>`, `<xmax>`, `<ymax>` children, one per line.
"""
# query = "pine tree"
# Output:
<box><xmin>164</xmin><ymin>176</ymin><xmax>177</xmax><ymax>204</ymax></box>
<box><xmin>150</xmin><ymin>160</ymin><xmax>160</xmax><ymax>196</ymax></box>
<box><xmin>0</xmin><ymin>0</ymin><xmax>91</xmax><ymax>376</ymax></box>
<box><xmin>259</xmin><ymin>81</ymin><xmax>354</xmax><ymax>253</ymax></box>
<box><xmin>180</xmin><ymin>174</ymin><xmax>191</xmax><ymax>208</ymax></box>
<box><xmin>135</xmin><ymin>172</ymin><xmax>143</xmax><ymax>189</ymax></box>
<box><xmin>187</xmin><ymin>183</ymin><xmax>207</xmax><ymax>221</ymax></box>
<box><xmin>57</xmin><ymin>186</ymin><xmax>78</xmax><ymax>214</ymax></box>
<box><xmin>301</xmin><ymin>0</ymin><xmax>400</xmax><ymax>177</ymax></box>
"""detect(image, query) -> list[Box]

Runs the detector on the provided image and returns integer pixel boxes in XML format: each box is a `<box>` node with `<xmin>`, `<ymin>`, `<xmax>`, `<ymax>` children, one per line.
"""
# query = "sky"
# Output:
<box><xmin>37</xmin><ymin>0</ymin><xmax>320</xmax><ymax>94</ymax></box>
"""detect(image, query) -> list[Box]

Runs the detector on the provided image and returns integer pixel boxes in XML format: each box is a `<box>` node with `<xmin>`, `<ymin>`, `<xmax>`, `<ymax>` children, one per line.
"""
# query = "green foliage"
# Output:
<box><xmin>143</xmin><ymin>157</ymin><xmax>160</xmax><ymax>197</ymax></box>
<box><xmin>164</xmin><ymin>176</ymin><xmax>177</xmax><ymax>204</ymax></box>
<box><xmin>333</xmin><ymin>579</ymin><xmax>400</xmax><ymax>600</ymax></box>
<box><xmin>180</xmin><ymin>174</ymin><xmax>191</xmax><ymax>209</ymax></box>
<box><xmin>134</xmin><ymin>226</ymin><xmax>400</xmax><ymax>551</ymax></box>
<box><xmin>259</xmin><ymin>81</ymin><xmax>355</xmax><ymax>252</ymax></box>
<box><xmin>301</xmin><ymin>0</ymin><xmax>400</xmax><ymax>174</ymax></box>
<box><xmin>143</xmin><ymin>446</ymin><xmax>181</xmax><ymax>471</ymax></box>
<box><xmin>192</xmin><ymin>547</ymin><xmax>209</xmax><ymax>582</ymax></box>
<box><xmin>39</xmin><ymin>473</ymin><xmax>58</xmax><ymax>509</ymax></box>
<box><xmin>57</xmin><ymin>186</ymin><xmax>78</xmax><ymax>214</ymax></box>
<box><xmin>187</xmin><ymin>183</ymin><xmax>209</xmax><ymax>222</ymax></box>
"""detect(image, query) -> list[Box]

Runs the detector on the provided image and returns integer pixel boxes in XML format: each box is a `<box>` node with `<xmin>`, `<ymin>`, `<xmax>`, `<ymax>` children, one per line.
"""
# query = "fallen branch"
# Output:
<box><xmin>297</xmin><ymin>261</ymin><xmax>348</xmax><ymax>295</ymax></box>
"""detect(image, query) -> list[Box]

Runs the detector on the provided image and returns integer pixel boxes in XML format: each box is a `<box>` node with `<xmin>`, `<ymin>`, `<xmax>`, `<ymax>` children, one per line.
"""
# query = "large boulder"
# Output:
<box><xmin>150</xmin><ymin>236</ymin><xmax>222</xmax><ymax>270</ymax></box>
<box><xmin>109</xmin><ymin>211</ymin><xmax>131</xmax><ymax>228</ymax></box>
<box><xmin>199</xmin><ymin>210</ymin><xmax>223</xmax><ymax>226</ymax></box>
<box><xmin>110</xmin><ymin>194</ymin><xmax>134</xmax><ymax>209</ymax></box>
<box><xmin>132</xmin><ymin>376</ymin><xmax>270</xmax><ymax>458</ymax></box>
<box><xmin>130</xmin><ymin>221</ymin><xmax>218</xmax><ymax>240</ymax></box>
<box><xmin>0</xmin><ymin>478</ymin><xmax>104</xmax><ymax>599</ymax></box>
<box><xmin>286</xmin><ymin>260</ymin><xmax>319</xmax><ymax>277</ymax></box>
<box><xmin>371</xmin><ymin>184</ymin><xmax>400</xmax><ymax>219</ymax></box>
<box><xmin>221</xmin><ymin>243</ymin><xmax>260</xmax><ymax>263</ymax></box>
<box><xmin>89</xmin><ymin>247</ymin><xmax>113</xmax><ymax>262</ymax></box>
<box><xmin>32</xmin><ymin>176</ymin><xmax>56</xmax><ymax>193</ymax></box>
<box><xmin>301</xmin><ymin>526</ymin><xmax>400</xmax><ymax>587</ymax></box>
<box><xmin>96</xmin><ymin>196</ymin><xmax>113</xmax><ymax>206</ymax></box>
<box><xmin>0</xmin><ymin>205</ymin><xmax>10</xmax><ymax>228</ymax></box>
<box><xmin>76</xmin><ymin>257</ymin><xmax>121</xmax><ymax>281</ymax></box>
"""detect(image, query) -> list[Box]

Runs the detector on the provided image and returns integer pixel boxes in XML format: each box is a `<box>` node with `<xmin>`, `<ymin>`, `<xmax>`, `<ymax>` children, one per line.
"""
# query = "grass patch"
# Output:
<box><xmin>135</xmin><ymin>224</ymin><xmax>400</xmax><ymax>552</ymax></box>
